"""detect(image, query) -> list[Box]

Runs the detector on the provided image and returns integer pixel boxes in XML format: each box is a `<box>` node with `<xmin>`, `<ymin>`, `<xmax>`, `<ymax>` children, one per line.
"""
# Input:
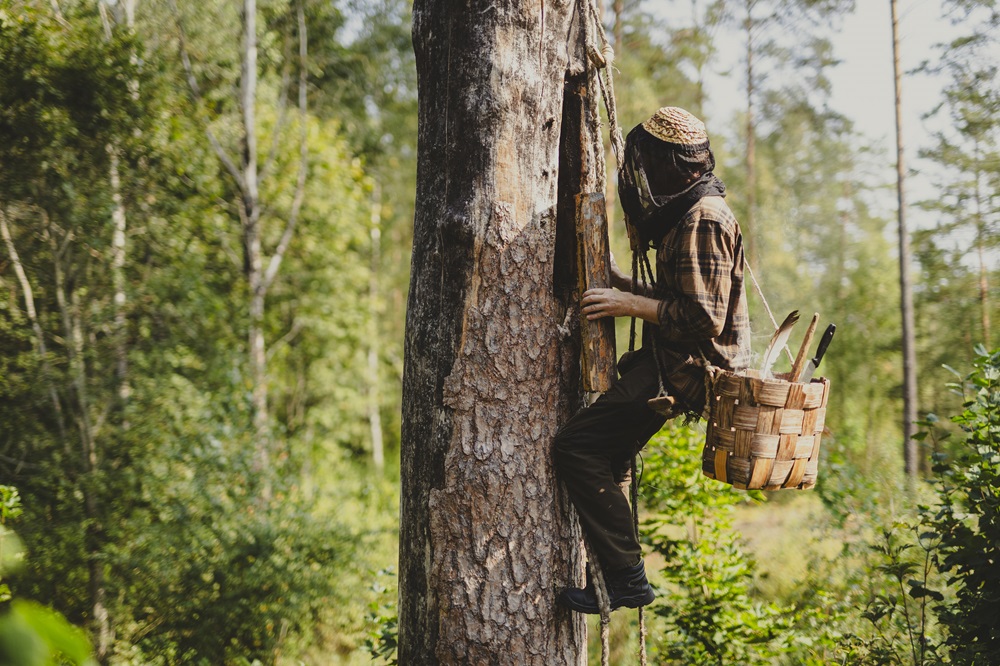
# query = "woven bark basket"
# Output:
<box><xmin>702</xmin><ymin>367</ymin><xmax>831</xmax><ymax>490</ymax></box>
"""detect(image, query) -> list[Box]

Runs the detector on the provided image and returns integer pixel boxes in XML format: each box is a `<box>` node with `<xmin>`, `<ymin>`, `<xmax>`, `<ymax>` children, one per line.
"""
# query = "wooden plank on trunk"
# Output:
<box><xmin>576</xmin><ymin>191</ymin><xmax>617</xmax><ymax>392</ymax></box>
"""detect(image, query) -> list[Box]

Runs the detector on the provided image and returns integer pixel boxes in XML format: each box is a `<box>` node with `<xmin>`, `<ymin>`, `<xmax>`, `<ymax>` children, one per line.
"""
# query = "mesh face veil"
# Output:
<box><xmin>618</xmin><ymin>107</ymin><xmax>724</xmax><ymax>246</ymax></box>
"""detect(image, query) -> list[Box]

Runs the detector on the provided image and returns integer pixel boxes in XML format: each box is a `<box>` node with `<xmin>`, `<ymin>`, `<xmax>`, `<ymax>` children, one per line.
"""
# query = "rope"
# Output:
<box><xmin>629</xmin><ymin>251</ymin><xmax>639</xmax><ymax>352</ymax></box>
<box><xmin>579</xmin><ymin>8</ymin><xmax>784</xmax><ymax>664</ymax></box>
<box><xmin>631</xmin><ymin>454</ymin><xmax>648</xmax><ymax>666</ymax></box>
<box><xmin>582</xmin><ymin>539</ymin><xmax>613</xmax><ymax>666</ymax></box>
<box><xmin>744</xmin><ymin>259</ymin><xmax>795</xmax><ymax>365</ymax></box>
<box><xmin>583</xmin><ymin>2</ymin><xmax>650</xmax><ymax>663</ymax></box>
<box><xmin>586</xmin><ymin>1</ymin><xmax>625</xmax><ymax>177</ymax></box>
<box><xmin>580</xmin><ymin>9</ymin><xmax>615</xmax><ymax>664</ymax></box>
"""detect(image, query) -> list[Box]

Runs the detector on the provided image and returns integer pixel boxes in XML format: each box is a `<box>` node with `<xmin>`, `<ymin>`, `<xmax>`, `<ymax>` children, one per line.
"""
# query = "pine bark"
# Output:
<box><xmin>401</xmin><ymin>0</ymin><xmax>600</xmax><ymax>662</ymax></box>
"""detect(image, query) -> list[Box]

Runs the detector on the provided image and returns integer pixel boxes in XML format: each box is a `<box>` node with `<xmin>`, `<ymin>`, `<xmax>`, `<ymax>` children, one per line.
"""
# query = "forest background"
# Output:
<box><xmin>0</xmin><ymin>0</ymin><xmax>997</xmax><ymax>664</ymax></box>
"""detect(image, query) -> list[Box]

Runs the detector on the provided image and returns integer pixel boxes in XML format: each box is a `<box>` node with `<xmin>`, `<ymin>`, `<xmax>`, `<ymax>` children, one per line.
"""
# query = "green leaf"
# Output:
<box><xmin>0</xmin><ymin>601</ymin><xmax>95</xmax><ymax>666</ymax></box>
<box><xmin>11</xmin><ymin>600</ymin><xmax>96</xmax><ymax>665</ymax></box>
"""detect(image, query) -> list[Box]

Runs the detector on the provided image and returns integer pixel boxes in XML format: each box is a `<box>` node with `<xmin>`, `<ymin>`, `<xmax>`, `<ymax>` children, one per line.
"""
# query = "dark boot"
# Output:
<box><xmin>558</xmin><ymin>560</ymin><xmax>655</xmax><ymax>614</ymax></box>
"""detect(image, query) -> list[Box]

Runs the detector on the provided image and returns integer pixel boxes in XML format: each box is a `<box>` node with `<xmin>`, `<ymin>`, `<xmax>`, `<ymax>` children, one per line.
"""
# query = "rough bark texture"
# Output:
<box><xmin>402</xmin><ymin>1</ymin><xmax>600</xmax><ymax>662</ymax></box>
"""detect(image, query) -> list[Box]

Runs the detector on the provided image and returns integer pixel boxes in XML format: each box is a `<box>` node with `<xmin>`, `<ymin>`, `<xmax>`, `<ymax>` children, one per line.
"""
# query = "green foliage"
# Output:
<box><xmin>914</xmin><ymin>0</ymin><xmax>1000</xmax><ymax>447</ymax></box>
<box><xmin>0</xmin><ymin>487</ymin><xmax>96</xmax><ymax>666</ymax></box>
<box><xmin>922</xmin><ymin>347</ymin><xmax>1000</xmax><ymax>664</ymax></box>
<box><xmin>119</xmin><ymin>493</ymin><xmax>348</xmax><ymax>663</ymax></box>
<box><xmin>1</xmin><ymin>1</ymin><xmax>399</xmax><ymax>663</ymax></box>
<box><xmin>363</xmin><ymin>568</ymin><xmax>398</xmax><ymax>665</ymax></box>
<box><xmin>838</xmin><ymin>524</ymin><xmax>945</xmax><ymax>666</ymax></box>
<box><xmin>640</xmin><ymin>422</ymin><xmax>802</xmax><ymax>664</ymax></box>
<box><xmin>0</xmin><ymin>4</ymin><xmax>142</xmax><ymax>198</ymax></box>
<box><xmin>0</xmin><ymin>601</ymin><xmax>97</xmax><ymax>666</ymax></box>
<box><xmin>836</xmin><ymin>349</ymin><xmax>1000</xmax><ymax>665</ymax></box>
<box><xmin>0</xmin><ymin>486</ymin><xmax>23</xmax><ymax>605</ymax></box>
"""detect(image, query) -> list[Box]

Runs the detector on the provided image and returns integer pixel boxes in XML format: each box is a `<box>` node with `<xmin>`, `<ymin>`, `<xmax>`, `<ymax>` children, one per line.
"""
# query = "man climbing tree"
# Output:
<box><xmin>555</xmin><ymin>107</ymin><xmax>751</xmax><ymax>613</ymax></box>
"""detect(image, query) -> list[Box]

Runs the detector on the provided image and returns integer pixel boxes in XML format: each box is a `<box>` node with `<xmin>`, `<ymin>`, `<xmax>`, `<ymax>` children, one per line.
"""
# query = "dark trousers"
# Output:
<box><xmin>553</xmin><ymin>348</ymin><xmax>667</xmax><ymax>572</ymax></box>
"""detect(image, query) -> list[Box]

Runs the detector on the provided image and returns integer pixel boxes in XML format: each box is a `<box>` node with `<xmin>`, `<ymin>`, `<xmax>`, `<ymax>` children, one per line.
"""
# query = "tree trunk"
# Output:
<box><xmin>890</xmin><ymin>0</ymin><xmax>918</xmax><ymax>479</ymax></box>
<box><xmin>49</xmin><ymin>225</ymin><xmax>112</xmax><ymax>660</ymax></box>
<box><xmin>0</xmin><ymin>210</ymin><xmax>67</xmax><ymax>444</ymax></box>
<box><xmin>109</xmin><ymin>0</ymin><xmax>137</xmax><ymax>409</ymax></box>
<box><xmin>743</xmin><ymin>0</ymin><xmax>759</xmax><ymax>270</ymax></box>
<box><xmin>973</xmin><ymin>141</ymin><xmax>991</xmax><ymax>348</ymax></box>
<box><xmin>177</xmin><ymin>0</ymin><xmax>310</xmax><ymax>494</ymax></box>
<box><xmin>401</xmin><ymin>1</ymin><xmax>598</xmax><ymax>662</ymax></box>
<box><xmin>240</xmin><ymin>0</ymin><xmax>271</xmax><ymax>487</ymax></box>
<box><xmin>109</xmin><ymin>147</ymin><xmax>130</xmax><ymax>406</ymax></box>
<box><xmin>368</xmin><ymin>182</ymin><xmax>385</xmax><ymax>469</ymax></box>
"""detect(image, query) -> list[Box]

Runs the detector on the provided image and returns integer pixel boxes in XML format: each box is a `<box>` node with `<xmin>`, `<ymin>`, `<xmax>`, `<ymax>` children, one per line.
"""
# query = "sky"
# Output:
<box><xmin>825</xmin><ymin>1</ymin><xmax>955</xmax><ymax>148</ymax></box>
<box><xmin>685</xmin><ymin>0</ymin><xmax>986</xmax><ymax>231</ymax></box>
<box><xmin>697</xmin><ymin>0</ymin><xmax>962</xmax><ymax>159</ymax></box>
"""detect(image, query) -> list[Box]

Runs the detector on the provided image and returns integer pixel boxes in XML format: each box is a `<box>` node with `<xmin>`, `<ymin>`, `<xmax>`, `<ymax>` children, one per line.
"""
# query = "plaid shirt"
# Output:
<box><xmin>645</xmin><ymin>195</ymin><xmax>751</xmax><ymax>412</ymax></box>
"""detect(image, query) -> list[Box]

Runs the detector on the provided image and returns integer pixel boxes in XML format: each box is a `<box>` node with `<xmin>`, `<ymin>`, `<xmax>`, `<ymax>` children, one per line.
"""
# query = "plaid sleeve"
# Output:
<box><xmin>656</xmin><ymin>215</ymin><xmax>736</xmax><ymax>342</ymax></box>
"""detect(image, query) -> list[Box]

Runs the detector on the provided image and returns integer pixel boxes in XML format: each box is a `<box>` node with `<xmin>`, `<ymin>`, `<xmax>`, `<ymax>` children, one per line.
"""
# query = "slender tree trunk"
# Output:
<box><xmin>176</xmin><ymin>0</ymin><xmax>310</xmax><ymax>493</ymax></box>
<box><xmin>973</xmin><ymin>140</ymin><xmax>991</xmax><ymax>348</ymax></box>
<box><xmin>240</xmin><ymin>0</ymin><xmax>270</xmax><ymax>485</ymax></box>
<box><xmin>976</xmin><ymin>232</ymin><xmax>991</xmax><ymax>349</ymax></box>
<box><xmin>890</xmin><ymin>0</ymin><xmax>918</xmax><ymax>479</ymax></box>
<box><xmin>0</xmin><ymin>210</ymin><xmax>68</xmax><ymax>444</ymax></box>
<box><xmin>743</xmin><ymin>0</ymin><xmax>759</xmax><ymax>270</ymax></box>
<box><xmin>99</xmin><ymin>0</ymin><xmax>132</xmax><ymax>412</ymax></box>
<box><xmin>110</xmin><ymin>0</ymin><xmax>137</xmax><ymax>408</ymax></box>
<box><xmin>109</xmin><ymin>148</ymin><xmax>130</xmax><ymax>406</ymax></box>
<box><xmin>401</xmin><ymin>1</ymin><xmax>596</xmax><ymax>661</ymax></box>
<box><xmin>47</xmin><ymin>223</ymin><xmax>112</xmax><ymax>660</ymax></box>
<box><xmin>368</xmin><ymin>183</ymin><xmax>385</xmax><ymax>469</ymax></box>
<box><xmin>613</xmin><ymin>0</ymin><xmax>623</xmax><ymax>48</ymax></box>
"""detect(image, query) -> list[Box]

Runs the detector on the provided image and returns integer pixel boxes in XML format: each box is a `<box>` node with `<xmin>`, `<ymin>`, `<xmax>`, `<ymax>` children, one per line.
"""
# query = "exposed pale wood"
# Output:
<box><xmin>790</xmin><ymin>313</ymin><xmax>819</xmax><ymax>382</ymax></box>
<box><xmin>575</xmin><ymin>192</ymin><xmax>616</xmax><ymax>392</ymax></box>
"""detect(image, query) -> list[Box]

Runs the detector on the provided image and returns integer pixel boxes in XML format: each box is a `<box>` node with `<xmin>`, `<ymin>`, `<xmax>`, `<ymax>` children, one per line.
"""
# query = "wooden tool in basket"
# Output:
<box><xmin>702</xmin><ymin>312</ymin><xmax>832</xmax><ymax>491</ymax></box>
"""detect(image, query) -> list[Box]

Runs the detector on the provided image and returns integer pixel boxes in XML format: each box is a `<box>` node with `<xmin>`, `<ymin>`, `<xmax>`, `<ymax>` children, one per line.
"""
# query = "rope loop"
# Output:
<box><xmin>588</xmin><ymin>46</ymin><xmax>607</xmax><ymax>69</ymax></box>
<box><xmin>602</xmin><ymin>43</ymin><xmax>615</xmax><ymax>67</ymax></box>
<box><xmin>581</xmin><ymin>3</ymin><xmax>650</xmax><ymax>663</ymax></box>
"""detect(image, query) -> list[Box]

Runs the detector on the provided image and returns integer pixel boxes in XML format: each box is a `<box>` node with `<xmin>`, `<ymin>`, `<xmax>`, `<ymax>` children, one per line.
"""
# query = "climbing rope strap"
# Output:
<box><xmin>581</xmin><ymin>2</ymin><xmax>649</xmax><ymax>665</ymax></box>
<box><xmin>580</xmin><ymin>6</ymin><xmax>790</xmax><ymax>664</ymax></box>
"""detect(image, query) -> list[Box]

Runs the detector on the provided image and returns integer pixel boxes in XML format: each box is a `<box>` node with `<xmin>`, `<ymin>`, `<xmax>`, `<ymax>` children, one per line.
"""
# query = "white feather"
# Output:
<box><xmin>760</xmin><ymin>310</ymin><xmax>800</xmax><ymax>378</ymax></box>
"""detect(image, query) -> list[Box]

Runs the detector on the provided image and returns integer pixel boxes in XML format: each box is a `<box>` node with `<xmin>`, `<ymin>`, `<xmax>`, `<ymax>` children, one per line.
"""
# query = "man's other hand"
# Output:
<box><xmin>582</xmin><ymin>288</ymin><xmax>632</xmax><ymax>320</ymax></box>
<box><xmin>582</xmin><ymin>288</ymin><xmax>661</xmax><ymax>324</ymax></box>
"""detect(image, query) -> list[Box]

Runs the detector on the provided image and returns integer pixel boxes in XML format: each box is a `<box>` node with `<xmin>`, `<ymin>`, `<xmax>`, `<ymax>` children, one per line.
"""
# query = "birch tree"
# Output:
<box><xmin>173</xmin><ymin>0</ymin><xmax>310</xmax><ymax>490</ymax></box>
<box><xmin>0</xmin><ymin>9</ymin><xmax>143</xmax><ymax>657</ymax></box>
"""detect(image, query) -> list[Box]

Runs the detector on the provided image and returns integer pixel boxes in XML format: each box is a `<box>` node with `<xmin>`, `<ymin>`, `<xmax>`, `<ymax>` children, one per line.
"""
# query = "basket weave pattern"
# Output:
<box><xmin>702</xmin><ymin>369</ymin><xmax>830</xmax><ymax>490</ymax></box>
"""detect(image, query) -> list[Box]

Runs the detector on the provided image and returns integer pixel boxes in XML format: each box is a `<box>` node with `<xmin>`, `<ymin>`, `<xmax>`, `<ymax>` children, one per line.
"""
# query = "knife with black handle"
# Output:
<box><xmin>800</xmin><ymin>324</ymin><xmax>836</xmax><ymax>382</ymax></box>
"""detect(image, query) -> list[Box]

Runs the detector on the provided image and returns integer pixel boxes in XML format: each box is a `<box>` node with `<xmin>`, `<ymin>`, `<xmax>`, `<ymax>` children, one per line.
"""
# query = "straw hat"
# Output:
<box><xmin>641</xmin><ymin>107</ymin><xmax>709</xmax><ymax>149</ymax></box>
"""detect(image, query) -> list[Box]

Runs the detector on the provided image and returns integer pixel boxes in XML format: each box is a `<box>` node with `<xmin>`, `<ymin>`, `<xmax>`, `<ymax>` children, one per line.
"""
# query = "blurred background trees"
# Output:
<box><xmin>0</xmin><ymin>0</ymin><xmax>997</xmax><ymax>663</ymax></box>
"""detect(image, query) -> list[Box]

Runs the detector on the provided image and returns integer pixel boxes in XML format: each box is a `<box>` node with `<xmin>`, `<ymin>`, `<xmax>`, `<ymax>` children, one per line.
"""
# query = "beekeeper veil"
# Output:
<box><xmin>618</xmin><ymin>107</ymin><xmax>726</xmax><ymax>247</ymax></box>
